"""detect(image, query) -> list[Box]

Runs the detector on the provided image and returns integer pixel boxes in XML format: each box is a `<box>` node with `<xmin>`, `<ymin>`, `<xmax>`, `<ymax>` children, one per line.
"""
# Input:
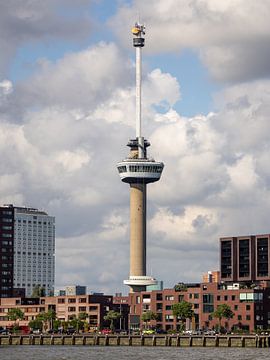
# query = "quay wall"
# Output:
<box><xmin>0</xmin><ymin>334</ymin><xmax>270</xmax><ymax>347</ymax></box>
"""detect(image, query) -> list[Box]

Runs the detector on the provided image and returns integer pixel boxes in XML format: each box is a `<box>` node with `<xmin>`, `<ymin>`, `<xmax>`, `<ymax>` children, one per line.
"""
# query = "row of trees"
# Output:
<box><xmin>6</xmin><ymin>301</ymin><xmax>234</xmax><ymax>333</ymax></box>
<box><xmin>6</xmin><ymin>308</ymin><xmax>123</xmax><ymax>334</ymax></box>
<box><xmin>141</xmin><ymin>301</ymin><xmax>234</xmax><ymax>332</ymax></box>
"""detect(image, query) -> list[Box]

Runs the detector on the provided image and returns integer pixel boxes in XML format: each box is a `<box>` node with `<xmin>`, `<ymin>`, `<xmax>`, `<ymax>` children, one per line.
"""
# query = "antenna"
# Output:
<box><xmin>132</xmin><ymin>21</ymin><xmax>145</xmax><ymax>159</ymax></box>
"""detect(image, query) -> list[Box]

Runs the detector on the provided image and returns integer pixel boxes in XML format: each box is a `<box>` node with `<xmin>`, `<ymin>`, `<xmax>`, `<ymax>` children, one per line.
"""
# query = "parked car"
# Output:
<box><xmin>155</xmin><ymin>329</ymin><xmax>167</xmax><ymax>334</ymax></box>
<box><xmin>66</xmin><ymin>328</ymin><xmax>76</xmax><ymax>335</ymax></box>
<box><xmin>0</xmin><ymin>328</ymin><xmax>9</xmax><ymax>335</ymax></box>
<box><xmin>142</xmin><ymin>329</ymin><xmax>155</xmax><ymax>335</ymax></box>
<box><xmin>204</xmin><ymin>330</ymin><xmax>217</xmax><ymax>335</ymax></box>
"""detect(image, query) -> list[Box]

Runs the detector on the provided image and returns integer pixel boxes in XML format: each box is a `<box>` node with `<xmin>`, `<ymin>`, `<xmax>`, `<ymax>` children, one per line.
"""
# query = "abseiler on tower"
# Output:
<box><xmin>117</xmin><ymin>22</ymin><xmax>164</xmax><ymax>293</ymax></box>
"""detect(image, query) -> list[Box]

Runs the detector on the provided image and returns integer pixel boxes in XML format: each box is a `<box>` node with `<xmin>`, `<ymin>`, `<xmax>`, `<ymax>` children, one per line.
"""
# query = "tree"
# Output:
<box><xmin>69</xmin><ymin>317</ymin><xmax>84</xmax><ymax>333</ymax></box>
<box><xmin>141</xmin><ymin>311</ymin><xmax>158</xmax><ymax>329</ymax></box>
<box><xmin>37</xmin><ymin>309</ymin><xmax>56</xmax><ymax>332</ymax></box>
<box><xmin>212</xmin><ymin>304</ymin><xmax>234</xmax><ymax>332</ymax></box>
<box><xmin>28</xmin><ymin>319</ymin><xmax>43</xmax><ymax>332</ymax></box>
<box><xmin>31</xmin><ymin>285</ymin><xmax>45</xmax><ymax>298</ymax></box>
<box><xmin>7</xmin><ymin>308</ymin><xmax>24</xmax><ymax>332</ymax></box>
<box><xmin>78</xmin><ymin>312</ymin><xmax>88</xmax><ymax>321</ymax></box>
<box><xmin>174</xmin><ymin>283</ymin><xmax>188</xmax><ymax>292</ymax></box>
<box><xmin>172</xmin><ymin>301</ymin><xmax>194</xmax><ymax>331</ymax></box>
<box><xmin>103</xmin><ymin>310</ymin><xmax>121</xmax><ymax>332</ymax></box>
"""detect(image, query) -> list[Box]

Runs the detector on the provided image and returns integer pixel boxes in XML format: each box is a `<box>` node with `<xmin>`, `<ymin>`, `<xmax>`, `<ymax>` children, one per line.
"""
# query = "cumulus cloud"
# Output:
<box><xmin>0</xmin><ymin>1</ymin><xmax>94</xmax><ymax>78</ymax></box>
<box><xmin>111</xmin><ymin>0</ymin><xmax>270</xmax><ymax>82</ymax></box>
<box><xmin>2</xmin><ymin>1</ymin><xmax>270</xmax><ymax>293</ymax></box>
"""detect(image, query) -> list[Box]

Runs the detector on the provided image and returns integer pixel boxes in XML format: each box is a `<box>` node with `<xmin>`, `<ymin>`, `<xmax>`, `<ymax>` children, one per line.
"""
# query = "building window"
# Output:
<box><xmin>246</xmin><ymin>315</ymin><xmax>251</xmax><ymax>320</ymax></box>
<box><xmin>68</xmin><ymin>298</ymin><xmax>76</xmax><ymax>303</ymax></box>
<box><xmin>239</xmin><ymin>239</ymin><xmax>250</xmax><ymax>278</ymax></box>
<box><xmin>156</xmin><ymin>293</ymin><xmax>162</xmax><ymax>301</ymax></box>
<box><xmin>238</xmin><ymin>315</ymin><xmax>242</xmax><ymax>321</ymax></box>
<box><xmin>194</xmin><ymin>293</ymin><xmax>199</xmax><ymax>299</ymax></box>
<box><xmin>89</xmin><ymin>306</ymin><xmax>98</xmax><ymax>311</ymax></box>
<box><xmin>203</xmin><ymin>294</ymin><xmax>214</xmax><ymax>313</ymax></box>
<box><xmin>246</xmin><ymin>304</ymin><xmax>250</xmax><ymax>311</ymax></box>
<box><xmin>232</xmin><ymin>295</ymin><xmax>236</xmax><ymax>301</ymax></box>
<box><xmin>257</xmin><ymin>238</ymin><xmax>268</xmax><ymax>277</ymax></box>
<box><xmin>234</xmin><ymin>305</ymin><xmax>238</xmax><ymax>310</ymax></box>
<box><xmin>217</xmin><ymin>295</ymin><xmax>221</xmax><ymax>301</ymax></box>
<box><xmin>165</xmin><ymin>305</ymin><xmax>172</xmax><ymax>311</ymax></box>
<box><xmin>221</xmin><ymin>240</ymin><xmax>232</xmax><ymax>278</ymax></box>
<box><xmin>165</xmin><ymin>295</ymin><xmax>174</xmax><ymax>301</ymax></box>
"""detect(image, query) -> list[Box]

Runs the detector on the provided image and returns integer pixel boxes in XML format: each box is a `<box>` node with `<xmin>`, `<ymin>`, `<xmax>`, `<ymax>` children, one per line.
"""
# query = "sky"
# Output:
<box><xmin>1</xmin><ymin>0</ymin><xmax>270</xmax><ymax>295</ymax></box>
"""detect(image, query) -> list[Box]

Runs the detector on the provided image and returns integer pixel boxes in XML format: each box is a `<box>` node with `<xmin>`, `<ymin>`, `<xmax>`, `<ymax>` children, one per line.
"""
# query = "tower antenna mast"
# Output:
<box><xmin>132</xmin><ymin>22</ymin><xmax>145</xmax><ymax>158</ymax></box>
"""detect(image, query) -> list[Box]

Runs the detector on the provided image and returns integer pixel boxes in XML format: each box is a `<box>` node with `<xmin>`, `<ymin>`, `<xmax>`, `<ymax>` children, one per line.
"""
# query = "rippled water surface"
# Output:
<box><xmin>0</xmin><ymin>346</ymin><xmax>269</xmax><ymax>360</ymax></box>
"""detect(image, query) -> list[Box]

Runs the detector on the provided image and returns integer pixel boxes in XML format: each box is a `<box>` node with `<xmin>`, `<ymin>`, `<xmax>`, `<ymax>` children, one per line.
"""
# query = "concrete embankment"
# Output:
<box><xmin>0</xmin><ymin>334</ymin><xmax>270</xmax><ymax>347</ymax></box>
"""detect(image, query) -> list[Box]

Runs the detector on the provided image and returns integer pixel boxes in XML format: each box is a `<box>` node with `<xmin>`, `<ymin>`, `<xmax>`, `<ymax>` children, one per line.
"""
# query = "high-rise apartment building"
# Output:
<box><xmin>0</xmin><ymin>205</ymin><xmax>55</xmax><ymax>297</ymax></box>
<box><xmin>220</xmin><ymin>234</ymin><xmax>270</xmax><ymax>283</ymax></box>
<box><xmin>0</xmin><ymin>206</ymin><xmax>14</xmax><ymax>298</ymax></box>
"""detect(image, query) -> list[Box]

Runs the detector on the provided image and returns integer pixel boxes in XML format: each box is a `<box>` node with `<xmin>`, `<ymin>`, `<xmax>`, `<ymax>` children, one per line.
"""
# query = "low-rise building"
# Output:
<box><xmin>118</xmin><ymin>282</ymin><xmax>270</xmax><ymax>333</ymax></box>
<box><xmin>0</xmin><ymin>294</ymin><xmax>113</xmax><ymax>331</ymax></box>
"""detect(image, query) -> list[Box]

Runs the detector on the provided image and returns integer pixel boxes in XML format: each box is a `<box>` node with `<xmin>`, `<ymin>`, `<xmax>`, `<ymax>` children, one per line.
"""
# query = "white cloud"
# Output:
<box><xmin>111</xmin><ymin>0</ymin><xmax>270</xmax><ymax>82</ymax></box>
<box><xmin>2</xmin><ymin>3</ymin><xmax>270</xmax><ymax>293</ymax></box>
<box><xmin>0</xmin><ymin>1</ymin><xmax>94</xmax><ymax>77</ymax></box>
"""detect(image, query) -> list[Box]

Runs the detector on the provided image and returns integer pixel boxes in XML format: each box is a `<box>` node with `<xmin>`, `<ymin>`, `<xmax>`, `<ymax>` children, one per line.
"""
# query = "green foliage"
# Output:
<box><xmin>141</xmin><ymin>311</ymin><xmax>158</xmax><ymax>323</ymax></box>
<box><xmin>28</xmin><ymin>319</ymin><xmax>43</xmax><ymax>331</ymax></box>
<box><xmin>36</xmin><ymin>309</ymin><xmax>56</xmax><ymax>331</ymax></box>
<box><xmin>104</xmin><ymin>310</ymin><xmax>121</xmax><ymax>332</ymax></box>
<box><xmin>212</xmin><ymin>303</ymin><xmax>234</xmax><ymax>330</ymax></box>
<box><xmin>69</xmin><ymin>317</ymin><xmax>84</xmax><ymax>332</ymax></box>
<box><xmin>7</xmin><ymin>308</ymin><xmax>24</xmax><ymax>322</ymax></box>
<box><xmin>78</xmin><ymin>312</ymin><xmax>88</xmax><ymax>321</ymax></box>
<box><xmin>31</xmin><ymin>285</ymin><xmax>45</xmax><ymax>298</ymax></box>
<box><xmin>141</xmin><ymin>311</ymin><xmax>158</xmax><ymax>329</ymax></box>
<box><xmin>172</xmin><ymin>301</ymin><xmax>194</xmax><ymax>322</ymax></box>
<box><xmin>174</xmin><ymin>283</ymin><xmax>188</xmax><ymax>292</ymax></box>
<box><xmin>53</xmin><ymin>319</ymin><xmax>61</xmax><ymax>331</ymax></box>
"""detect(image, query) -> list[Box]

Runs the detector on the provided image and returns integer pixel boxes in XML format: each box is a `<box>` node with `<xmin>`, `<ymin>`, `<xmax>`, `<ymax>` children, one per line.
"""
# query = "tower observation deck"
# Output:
<box><xmin>117</xmin><ymin>23</ymin><xmax>164</xmax><ymax>292</ymax></box>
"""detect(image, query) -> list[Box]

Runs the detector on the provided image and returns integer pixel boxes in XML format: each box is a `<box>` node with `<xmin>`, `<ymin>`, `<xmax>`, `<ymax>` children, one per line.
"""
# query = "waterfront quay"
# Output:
<box><xmin>1</xmin><ymin>334</ymin><xmax>270</xmax><ymax>347</ymax></box>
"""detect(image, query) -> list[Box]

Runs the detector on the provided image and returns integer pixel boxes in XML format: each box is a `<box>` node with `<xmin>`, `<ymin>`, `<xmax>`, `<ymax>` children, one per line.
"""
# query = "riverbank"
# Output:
<box><xmin>0</xmin><ymin>334</ymin><xmax>269</xmax><ymax>347</ymax></box>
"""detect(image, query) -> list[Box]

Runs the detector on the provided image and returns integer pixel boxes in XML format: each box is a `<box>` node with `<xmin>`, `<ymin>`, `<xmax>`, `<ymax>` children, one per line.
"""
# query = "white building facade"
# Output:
<box><xmin>13</xmin><ymin>206</ymin><xmax>55</xmax><ymax>297</ymax></box>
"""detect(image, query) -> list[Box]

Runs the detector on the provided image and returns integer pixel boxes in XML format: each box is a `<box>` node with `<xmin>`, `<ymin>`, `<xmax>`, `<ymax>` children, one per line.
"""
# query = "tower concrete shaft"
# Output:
<box><xmin>130</xmin><ymin>183</ymin><xmax>146</xmax><ymax>277</ymax></box>
<box><xmin>118</xmin><ymin>22</ymin><xmax>164</xmax><ymax>293</ymax></box>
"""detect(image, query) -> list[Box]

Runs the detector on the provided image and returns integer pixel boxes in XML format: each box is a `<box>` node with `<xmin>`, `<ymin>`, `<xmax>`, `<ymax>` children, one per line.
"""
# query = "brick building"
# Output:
<box><xmin>220</xmin><ymin>234</ymin><xmax>270</xmax><ymax>283</ymax></box>
<box><xmin>114</xmin><ymin>282</ymin><xmax>270</xmax><ymax>333</ymax></box>
<box><xmin>0</xmin><ymin>294</ymin><xmax>120</xmax><ymax>331</ymax></box>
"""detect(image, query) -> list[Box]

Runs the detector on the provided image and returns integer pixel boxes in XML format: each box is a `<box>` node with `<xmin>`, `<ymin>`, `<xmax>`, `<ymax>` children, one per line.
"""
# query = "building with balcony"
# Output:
<box><xmin>114</xmin><ymin>282</ymin><xmax>270</xmax><ymax>333</ymax></box>
<box><xmin>0</xmin><ymin>294</ymin><xmax>118</xmax><ymax>331</ymax></box>
<box><xmin>220</xmin><ymin>234</ymin><xmax>270</xmax><ymax>283</ymax></box>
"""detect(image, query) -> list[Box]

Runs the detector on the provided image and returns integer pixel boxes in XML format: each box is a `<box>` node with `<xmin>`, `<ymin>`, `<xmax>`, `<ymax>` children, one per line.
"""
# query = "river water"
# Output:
<box><xmin>0</xmin><ymin>346</ymin><xmax>269</xmax><ymax>360</ymax></box>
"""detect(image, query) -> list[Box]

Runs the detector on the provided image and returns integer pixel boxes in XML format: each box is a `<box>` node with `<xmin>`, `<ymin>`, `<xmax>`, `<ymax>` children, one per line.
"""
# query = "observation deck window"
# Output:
<box><xmin>118</xmin><ymin>166</ymin><xmax>127</xmax><ymax>173</ymax></box>
<box><xmin>128</xmin><ymin>165</ymin><xmax>163</xmax><ymax>173</ymax></box>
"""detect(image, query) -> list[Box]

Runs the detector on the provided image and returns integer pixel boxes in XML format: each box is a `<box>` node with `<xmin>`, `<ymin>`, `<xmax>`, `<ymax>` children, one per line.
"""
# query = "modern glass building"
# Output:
<box><xmin>0</xmin><ymin>204</ymin><xmax>55</xmax><ymax>297</ymax></box>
